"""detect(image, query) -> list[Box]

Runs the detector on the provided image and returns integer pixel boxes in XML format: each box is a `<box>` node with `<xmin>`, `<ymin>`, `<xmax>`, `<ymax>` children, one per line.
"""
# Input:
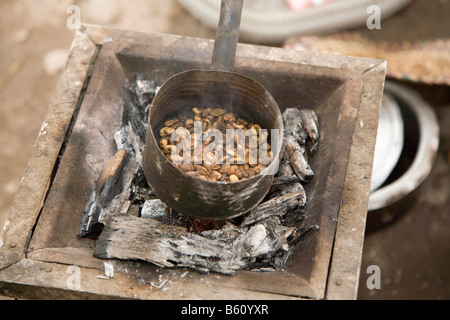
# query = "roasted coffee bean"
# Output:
<box><xmin>160</xmin><ymin>138</ymin><xmax>169</xmax><ymax>149</ymax></box>
<box><xmin>164</xmin><ymin>119</ymin><xmax>179</xmax><ymax>127</ymax></box>
<box><xmin>185</xmin><ymin>171</ymin><xmax>199</xmax><ymax>177</ymax></box>
<box><xmin>202</xmin><ymin>107</ymin><xmax>212</xmax><ymax>117</ymax></box>
<box><xmin>223</xmin><ymin>113</ymin><xmax>236</xmax><ymax>122</ymax></box>
<box><xmin>211</xmin><ymin>108</ymin><xmax>225</xmax><ymax>117</ymax></box>
<box><xmin>179</xmin><ymin>163</ymin><xmax>195</xmax><ymax>172</ymax></box>
<box><xmin>158</xmin><ymin>107</ymin><xmax>272</xmax><ymax>182</ymax></box>
<box><xmin>185</xmin><ymin>118</ymin><xmax>194</xmax><ymax>128</ymax></box>
<box><xmin>209</xmin><ymin>171</ymin><xmax>222</xmax><ymax>181</ymax></box>
<box><xmin>194</xmin><ymin>164</ymin><xmax>209</xmax><ymax>176</ymax></box>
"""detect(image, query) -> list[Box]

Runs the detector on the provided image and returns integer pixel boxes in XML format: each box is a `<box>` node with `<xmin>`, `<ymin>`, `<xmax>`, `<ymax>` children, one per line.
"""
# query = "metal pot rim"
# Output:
<box><xmin>147</xmin><ymin>69</ymin><xmax>284</xmax><ymax>186</ymax></box>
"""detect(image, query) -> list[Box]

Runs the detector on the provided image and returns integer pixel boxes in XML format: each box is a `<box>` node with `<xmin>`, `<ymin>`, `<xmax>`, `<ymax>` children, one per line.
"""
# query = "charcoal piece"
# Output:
<box><xmin>128</xmin><ymin>73</ymin><xmax>157</xmax><ymax>112</ymax></box>
<box><xmin>282</xmin><ymin>135</ymin><xmax>305</xmax><ymax>158</ymax></box>
<box><xmin>130</xmin><ymin>182</ymin><xmax>155</xmax><ymax>205</ymax></box>
<box><xmin>94</xmin><ymin>215</ymin><xmax>244</xmax><ymax>275</ymax></box>
<box><xmin>281</xmin><ymin>209</ymin><xmax>307</xmax><ymax>228</ymax></box>
<box><xmin>282</xmin><ymin>107</ymin><xmax>307</xmax><ymax>145</ymax></box>
<box><xmin>243</xmin><ymin>216</ymin><xmax>298</xmax><ymax>270</ymax></box>
<box><xmin>129</xmin><ymin>169</ymin><xmax>155</xmax><ymax>201</ymax></box>
<box><xmin>141</xmin><ymin>199</ymin><xmax>169</xmax><ymax>220</ymax></box>
<box><xmin>269</xmin><ymin>249</ymin><xmax>291</xmax><ymax>270</ymax></box>
<box><xmin>241</xmin><ymin>191</ymin><xmax>306</xmax><ymax>227</ymax></box>
<box><xmin>269</xmin><ymin>224</ymin><xmax>319</xmax><ymax>269</ymax></box>
<box><xmin>271</xmin><ymin>175</ymin><xmax>301</xmax><ymax>187</ymax></box>
<box><xmin>200</xmin><ymin>222</ymin><xmax>245</xmax><ymax>243</ymax></box>
<box><xmin>239</xmin><ymin>217</ymin><xmax>293</xmax><ymax>259</ymax></box>
<box><xmin>276</xmin><ymin>157</ymin><xmax>295</xmax><ymax>177</ymax></box>
<box><xmin>94</xmin><ymin>215</ymin><xmax>296</xmax><ymax>275</ymax></box>
<box><xmin>121</xmin><ymin>74</ymin><xmax>155</xmax><ymax>145</ymax></box>
<box><xmin>269</xmin><ymin>181</ymin><xmax>305</xmax><ymax>199</ymax></box>
<box><xmin>122</xmin><ymin>97</ymin><xmax>148</xmax><ymax>145</ymax></box>
<box><xmin>300</xmin><ymin>109</ymin><xmax>320</xmax><ymax>153</ymax></box>
<box><xmin>271</xmin><ymin>139</ymin><xmax>300</xmax><ymax>194</ymax></box>
<box><xmin>114</xmin><ymin>124</ymin><xmax>144</xmax><ymax>167</ymax></box>
<box><xmin>290</xmin><ymin>150</ymin><xmax>314</xmax><ymax>183</ymax></box>
<box><xmin>77</xmin><ymin>149</ymin><xmax>140</xmax><ymax>239</ymax></box>
<box><xmin>279</xmin><ymin>181</ymin><xmax>304</xmax><ymax>194</ymax></box>
<box><xmin>287</xmin><ymin>225</ymin><xmax>320</xmax><ymax>247</ymax></box>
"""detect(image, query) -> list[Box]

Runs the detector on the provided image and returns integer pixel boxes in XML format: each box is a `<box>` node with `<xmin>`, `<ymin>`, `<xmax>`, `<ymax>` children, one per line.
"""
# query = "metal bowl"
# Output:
<box><xmin>370</xmin><ymin>92</ymin><xmax>404</xmax><ymax>192</ymax></box>
<box><xmin>143</xmin><ymin>70</ymin><xmax>284</xmax><ymax>220</ymax></box>
<box><xmin>368</xmin><ymin>81</ymin><xmax>439</xmax><ymax>211</ymax></box>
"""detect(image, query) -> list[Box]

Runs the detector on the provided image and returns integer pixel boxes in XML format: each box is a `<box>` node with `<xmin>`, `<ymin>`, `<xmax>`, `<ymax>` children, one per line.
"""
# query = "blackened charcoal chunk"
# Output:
<box><xmin>282</xmin><ymin>107</ymin><xmax>307</xmax><ymax>145</ymax></box>
<box><xmin>141</xmin><ymin>199</ymin><xmax>169</xmax><ymax>220</ymax></box>
<box><xmin>300</xmin><ymin>109</ymin><xmax>320</xmax><ymax>153</ymax></box>
<box><xmin>129</xmin><ymin>73</ymin><xmax>158</xmax><ymax>110</ymax></box>
<box><xmin>290</xmin><ymin>150</ymin><xmax>314</xmax><ymax>183</ymax></box>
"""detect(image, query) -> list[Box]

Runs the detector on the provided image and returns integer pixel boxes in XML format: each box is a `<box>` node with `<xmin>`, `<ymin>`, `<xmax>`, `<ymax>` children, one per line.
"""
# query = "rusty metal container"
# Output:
<box><xmin>144</xmin><ymin>70</ymin><xmax>284</xmax><ymax>220</ymax></box>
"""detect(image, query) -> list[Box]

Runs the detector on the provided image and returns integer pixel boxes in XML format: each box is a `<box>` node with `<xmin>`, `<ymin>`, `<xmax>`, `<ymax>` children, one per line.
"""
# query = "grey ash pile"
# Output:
<box><xmin>78</xmin><ymin>74</ymin><xmax>320</xmax><ymax>275</ymax></box>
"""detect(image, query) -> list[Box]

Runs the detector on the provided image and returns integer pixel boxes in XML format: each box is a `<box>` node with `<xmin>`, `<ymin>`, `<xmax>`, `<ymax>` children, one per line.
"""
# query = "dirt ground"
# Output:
<box><xmin>0</xmin><ymin>0</ymin><xmax>448</xmax><ymax>300</ymax></box>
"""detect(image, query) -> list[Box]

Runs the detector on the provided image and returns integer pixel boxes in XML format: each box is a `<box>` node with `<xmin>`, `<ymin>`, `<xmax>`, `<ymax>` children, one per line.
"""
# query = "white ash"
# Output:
<box><xmin>141</xmin><ymin>199</ymin><xmax>169</xmax><ymax>220</ymax></box>
<box><xmin>114</xmin><ymin>124</ymin><xmax>144</xmax><ymax>167</ymax></box>
<box><xmin>104</xmin><ymin>262</ymin><xmax>115</xmax><ymax>278</ymax></box>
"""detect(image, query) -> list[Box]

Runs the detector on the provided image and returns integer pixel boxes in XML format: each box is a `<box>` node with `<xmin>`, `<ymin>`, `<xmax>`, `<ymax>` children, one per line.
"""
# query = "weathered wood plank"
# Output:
<box><xmin>0</xmin><ymin>30</ymin><xmax>98</xmax><ymax>269</ymax></box>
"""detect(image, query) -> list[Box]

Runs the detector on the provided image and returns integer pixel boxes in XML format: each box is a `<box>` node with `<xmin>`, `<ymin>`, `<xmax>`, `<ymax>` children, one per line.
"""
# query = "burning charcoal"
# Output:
<box><xmin>241</xmin><ymin>191</ymin><xmax>306</xmax><ymax>227</ymax></box>
<box><xmin>114</xmin><ymin>124</ymin><xmax>144</xmax><ymax>167</ymax></box>
<box><xmin>237</xmin><ymin>216</ymin><xmax>298</xmax><ymax>269</ymax></box>
<box><xmin>300</xmin><ymin>109</ymin><xmax>320</xmax><ymax>153</ymax></box>
<box><xmin>94</xmin><ymin>215</ymin><xmax>247</xmax><ymax>275</ymax></box>
<box><xmin>200</xmin><ymin>222</ymin><xmax>244</xmax><ymax>242</ymax></box>
<box><xmin>94</xmin><ymin>214</ymin><xmax>300</xmax><ymax>275</ymax></box>
<box><xmin>141</xmin><ymin>199</ymin><xmax>169</xmax><ymax>220</ymax></box>
<box><xmin>128</xmin><ymin>73</ymin><xmax>157</xmax><ymax>111</ymax></box>
<box><xmin>283</xmin><ymin>135</ymin><xmax>305</xmax><ymax>158</ymax></box>
<box><xmin>80</xmin><ymin>74</ymin><xmax>321</xmax><ymax>274</ymax></box>
<box><xmin>122</xmin><ymin>97</ymin><xmax>148</xmax><ymax>145</ymax></box>
<box><xmin>122</xmin><ymin>74</ymin><xmax>156</xmax><ymax>145</ymax></box>
<box><xmin>286</xmin><ymin>225</ymin><xmax>320</xmax><ymax>247</ymax></box>
<box><xmin>290</xmin><ymin>150</ymin><xmax>314</xmax><ymax>183</ymax></box>
<box><xmin>277</xmin><ymin>157</ymin><xmax>295</xmax><ymax>177</ymax></box>
<box><xmin>268</xmin><ymin>224</ymin><xmax>319</xmax><ymax>269</ymax></box>
<box><xmin>78</xmin><ymin>149</ymin><xmax>140</xmax><ymax>239</ymax></box>
<box><xmin>282</xmin><ymin>107</ymin><xmax>307</xmax><ymax>145</ymax></box>
<box><xmin>272</xmin><ymin>174</ymin><xmax>301</xmax><ymax>187</ymax></box>
<box><xmin>281</xmin><ymin>209</ymin><xmax>307</xmax><ymax>229</ymax></box>
<box><xmin>130</xmin><ymin>171</ymin><xmax>155</xmax><ymax>204</ymax></box>
<box><xmin>269</xmin><ymin>181</ymin><xmax>305</xmax><ymax>199</ymax></box>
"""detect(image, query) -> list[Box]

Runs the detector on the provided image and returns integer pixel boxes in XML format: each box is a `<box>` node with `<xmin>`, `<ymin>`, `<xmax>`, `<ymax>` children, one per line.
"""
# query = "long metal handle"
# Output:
<box><xmin>211</xmin><ymin>0</ymin><xmax>244</xmax><ymax>72</ymax></box>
